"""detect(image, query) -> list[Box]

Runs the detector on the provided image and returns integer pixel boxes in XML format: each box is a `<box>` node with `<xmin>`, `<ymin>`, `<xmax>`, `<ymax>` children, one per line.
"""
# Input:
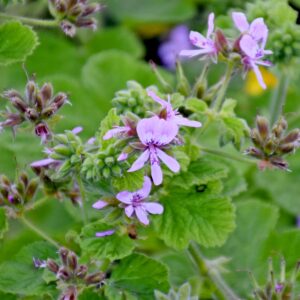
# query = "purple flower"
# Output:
<box><xmin>147</xmin><ymin>90</ymin><xmax>202</xmax><ymax>128</ymax></box>
<box><xmin>240</xmin><ymin>35</ymin><xmax>272</xmax><ymax>89</ymax></box>
<box><xmin>35</xmin><ymin>122</ymin><xmax>51</xmax><ymax>143</ymax></box>
<box><xmin>72</xmin><ymin>126</ymin><xmax>83</xmax><ymax>135</ymax></box>
<box><xmin>275</xmin><ymin>283</ymin><xmax>284</xmax><ymax>293</ymax></box>
<box><xmin>33</xmin><ymin>257</ymin><xmax>47</xmax><ymax>268</ymax></box>
<box><xmin>158</xmin><ymin>25</ymin><xmax>193</xmax><ymax>70</ymax></box>
<box><xmin>103</xmin><ymin>118</ymin><xmax>136</xmax><ymax>140</ymax></box>
<box><xmin>116</xmin><ymin>176</ymin><xmax>163</xmax><ymax>225</ymax></box>
<box><xmin>128</xmin><ymin>117</ymin><xmax>180</xmax><ymax>185</ymax></box>
<box><xmin>95</xmin><ymin>229</ymin><xmax>115</xmax><ymax>237</ymax></box>
<box><xmin>180</xmin><ymin>13</ymin><xmax>218</xmax><ymax>63</ymax></box>
<box><xmin>232</xmin><ymin>12</ymin><xmax>268</xmax><ymax>47</ymax></box>
<box><xmin>30</xmin><ymin>158</ymin><xmax>59</xmax><ymax>168</ymax></box>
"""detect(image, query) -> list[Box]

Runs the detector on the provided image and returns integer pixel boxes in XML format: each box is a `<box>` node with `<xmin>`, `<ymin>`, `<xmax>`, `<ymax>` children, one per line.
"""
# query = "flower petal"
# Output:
<box><xmin>125</xmin><ymin>205</ymin><xmax>134</xmax><ymax>217</ymax></box>
<box><xmin>136</xmin><ymin>176</ymin><xmax>152</xmax><ymax>199</ymax></box>
<box><xmin>30</xmin><ymin>158</ymin><xmax>58</xmax><ymax>168</ymax></box>
<box><xmin>154</xmin><ymin>118</ymin><xmax>178</xmax><ymax>145</ymax></box>
<box><xmin>116</xmin><ymin>191</ymin><xmax>133</xmax><ymax>204</ymax></box>
<box><xmin>151</xmin><ymin>163</ymin><xmax>163</xmax><ymax>186</ymax></box>
<box><xmin>72</xmin><ymin>126</ymin><xmax>83</xmax><ymax>134</ymax></box>
<box><xmin>251</xmin><ymin>63</ymin><xmax>266</xmax><ymax>89</ymax></box>
<box><xmin>179</xmin><ymin>49</ymin><xmax>213</xmax><ymax>58</ymax></box>
<box><xmin>249</xmin><ymin>18</ymin><xmax>268</xmax><ymax>47</ymax></box>
<box><xmin>189</xmin><ymin>31</ymin><xmax>206</xmax><ymax>47</ymax></box>
<box><xmin>95</xmin><ymin>230</ymin><xmax>115</xmax><ymax>237</ymax></box>
<box><xmin>147</xmin><ymin>90</ymin><xmax>168</xmax><ymax>107</ymax></box>
<box><xmin>173</xmin><ymin>116</ymin><xmax>202</xmax><ymax>128</ymax></box>
<box><xmin>156</xmin><ymin>148</ymin><xmax>180</xmax><ymax>173</ymax></box>
<box><xmin>92</xmin><ymin>200</ymin><xmax>108</xmax><ymax>210</ymax></box>
<box><xmin>127</xmin><ymin>149</ymin><xmax>150</xmax><ymax>172</ymax></box>
<box><xmin>232</xmin><ymin>12</ymin><xmax>249</xmax><ymax>32</ymax></box>
<box><xmin>117</xmin><ymin>152</ymin><xmax>128</xmax><ymax>161</ymax></box>
<box><xmin>240</xmin><ymin>35</ymin><xmax>258</xmax><ymax>58</ymax></box>
<box><xmin>135</xmin><ymin>206</ymin><xmax>149</xmax><ymax>225</ymax></box>
<box><xmin>103</xmin><ymin>126</ymin><xmax>129</xmax><ymax>140</ymax></box>
<box><xmin>207</xmin><ymin>13</ymin><xmax>215</xmax><ymax>37</ymax></box>
<box><xmin>144</xmin><ymin>202</ymin><xmax>164</xmax><ymax>214</ymax></box>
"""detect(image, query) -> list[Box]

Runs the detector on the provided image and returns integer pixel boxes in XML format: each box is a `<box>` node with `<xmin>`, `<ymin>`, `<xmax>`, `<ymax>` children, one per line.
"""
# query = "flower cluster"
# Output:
<box><xmin>48</xmin><ymin>0</ymin><xmax>103</xmax><ymax>37</ymax></box>
<box><xmin>93</xmin><ymin>176</ymin><xmax>163</xmax><ymax>226</ymax></box>
<box><xmin>0</xmin><ymin>172</ymin><xmax>38</xmax><ymax>211</ymax></box>
<box><xmin>104</xmin><ymin>90</ymin><xmax>201</xmax><ymax>185</ymax></box>
<box><xmin>38</xmin><ymin>247</ymin><xmax>105</xmax><ymax>299</ymax></box>
<box><xmin>180</xmin><ymin>12</ymin><xmax>272</xmax><ymax>89</ymax></box>
<box><xmin>0</xmin><ymin>78</ymin><xmax>69</xmax><ymax>142</ymax></box>
<box><xmin>245</xmin><ymin>116</ymin><xmax>300</xmax><ymax>170</ymax></box>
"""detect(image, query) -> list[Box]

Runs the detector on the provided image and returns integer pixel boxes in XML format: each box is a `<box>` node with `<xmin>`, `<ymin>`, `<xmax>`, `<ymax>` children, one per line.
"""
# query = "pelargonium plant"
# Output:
<box><xmin>1</xmin><ymin>0</ymin><xmax>300</xmax><ymax>299</ymax></box>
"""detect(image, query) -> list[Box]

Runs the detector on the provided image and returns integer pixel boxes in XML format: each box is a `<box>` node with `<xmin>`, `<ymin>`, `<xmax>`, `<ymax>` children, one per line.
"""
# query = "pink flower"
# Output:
<box><xmin>116</xmin><ymin>176</ymin><xmax>163</xmax><ymax>225</ymax></box>
<box><xmin>180</xmin><ymin>13</ymin><xmax>218</xmax><ymax>63</ymax></box>
<box><xmin>95</xmin><ymin>230</ymin><xmax>115</xmax><ymax>237</ymax></box>
<box><xmin>240</xmin><ymin>35</ymin><xmax>272</xmax><ymax>89</ymax></box>
<box><xmin>232</xmin><ymin>12</ymin><xmax>268</xmax><ymax>47</ymax></box>
<box><xmin>147</xmin><ymin>90</ymin><xmax>202</xmax><ymax>128</ymax></box>
<box><xmin>92</xmin><ymin>200</ymin><xmax>109</xmax><ymax>210</ymax></box>
<box><xmin>128</xmin><ymin>117</ymin><xmax>180</xmax><ymax>185</ymax></box>
<box><xmin>103</xmin><ymin>118</ymin><xmax>136</xmax><ymax>140</ymax></box>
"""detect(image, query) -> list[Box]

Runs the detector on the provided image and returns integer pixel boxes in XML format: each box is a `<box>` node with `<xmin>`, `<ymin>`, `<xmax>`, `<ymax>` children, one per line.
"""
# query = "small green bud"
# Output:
<box><xmin>102</xmin><ymin>167</ymin><xmax>111</xmax><ymax>179</ymax></box>
<box><xmin>53</xmin><ymin>145</ymin><xmax>73</xmax><ymax>157</ymax></box>
<box><xmin>111</xmin><ymin>165</ymin><xmax>122</xmax><ymax>176</ymax></box>
<box><xmin>104</xmin><ymin>156</ymin><xmax>115</xmax><ymax>166</ymax></box>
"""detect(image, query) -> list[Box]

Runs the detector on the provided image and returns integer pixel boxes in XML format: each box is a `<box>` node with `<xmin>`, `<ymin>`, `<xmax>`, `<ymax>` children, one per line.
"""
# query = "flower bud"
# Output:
<box><xmin>53</xmin><ymin>93</ymin><xmax>68</xmax><ymax>109</ymax></box>
<box><xmin>59</xmin><ymin>286</ymin><xmax>77</xmax><ymax>300</ymax></box>
<box><xmin>104</xmin><ymin>156</ymin><xmax>115</xmax><ymax>167</ymax></box>
<box><xmin>47</xmin><ymin>259</ymin><xmax>59</xmax><ymax>274</ymax></box>
<box><xmin>25</xmin><ymin>108</ymin><xmax>39</xmax><ymax>121</ymax></box>
<box><xmin>215</xmin><ymin>29</ymin><xmax>229</xmax><ymax>54</ymax></box>
<box><xmin>53</xmin><ymin>145</ymin><xmax>73</xmax><ymax>157</ymax></box>
<box><xmin>85</xmin><ymin>272</ymin><xmax>106</xmax><ymax>285</ymax></box>
<box><xmin>40</xmin><ymin>83</ymin><xmax>53</xmax><ymax>102</ymax></box>
<box><xmin>60</xmin><ymin>21</ymin><xmax>76</xmax><ymax>37</ymax></box>
<box><xmin>281</xmin><ymin>129</ymin><xmax>299</xmax><ymax>144</ymax></box>
<box><xmin>25</xmin><ymin>178</ymin><xmax>39</xmax><ymax>201</ymax></box>
<box><xmin>256</xmin><ymin>116</ymin><xmax>269</xmax><ymax>141</ymax></box>
<box><xmin>76</xmin><ymin>265</ymin><xmax>88</xmax><ymax>279</ymax></box>
<box><xmin>35</xmin><ymin>123</ymin><xmax>51</xmax><ymax>143</ymax></box>
<box><xmin>67</xmin><ymin>251</ymin><xmax>78</xmax><ymax>271</ymax></box>
<box><xmin>25</xmin><ymin>81</ymin><xmax>36</xmax><ymax>104</ymax></box>
<box><xmin>59</xmin><ymin>247</ymin><xmax>69</xmax><ymax>266</ymax></box>
<box><xmin>102</xmin><ymin>167</ymin><xmax>111</xmax><ymax>179</ymax></box>
<box><xmin>278</xmin><ymin>143</ymin><xmax>295</xmax><ymax>155</ymax></box>
<box><xmin>57</xmin><ymin>266</ymin><xmax>71</xmax><ymax>281</ymax></box>
<box><xmin>10</xmin><ymin>97</ymin><xmax>28</xmax><ymax>113</ymax></box>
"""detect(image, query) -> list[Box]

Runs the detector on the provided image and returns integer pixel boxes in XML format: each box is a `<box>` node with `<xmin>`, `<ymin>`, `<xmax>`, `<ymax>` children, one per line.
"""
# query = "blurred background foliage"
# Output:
<box><xmin>1</xmin><ymin>0</ymin><xmax>300</xmax><ymax>298</ymax></box>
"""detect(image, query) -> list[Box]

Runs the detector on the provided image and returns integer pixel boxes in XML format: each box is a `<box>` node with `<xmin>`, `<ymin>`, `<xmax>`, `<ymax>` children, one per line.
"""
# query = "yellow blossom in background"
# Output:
<box><xmin>245</xmin><ymin>67</ymin><xmax>278</xmax><ymax>96</ymax></box>
<box><xmin>135</xmin><ymin>24</ymin><xmax>170</xmax><ymax>38</ymax></box>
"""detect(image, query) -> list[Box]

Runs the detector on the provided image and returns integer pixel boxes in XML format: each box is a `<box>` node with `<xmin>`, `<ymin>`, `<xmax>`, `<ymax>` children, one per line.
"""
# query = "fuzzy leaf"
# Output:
<box><xmin>0</xmin><ymin>242</ymin><xmax>57</xmax><ymax>296</ymax></box>
<box><xmin>0</xmin><ymin>208</ymin><xmax>8</xmax><ymax>239</ymax></box>
<box><xmin>0</xmin><ymin>21</ymin><xmax>38</xmax><ymax>66</ymax></box>
<box><xmin>112</xmin><ymin>169</ymin><xmax>144</xmax><ymax>192</ymax></box>
<box><xmin>105</xmin><ymin>253</ymin><xmax>169</xmax><ymax>300</ymax></box>
<box><xmin>79</xmin><ymin>288</ymin><xmax>106</xmax><ymax>299</ymax></box>
<box><xmin>80</xmin><ymin>221</ymin><xmax>135</xmax><ymax>261</ymax></box>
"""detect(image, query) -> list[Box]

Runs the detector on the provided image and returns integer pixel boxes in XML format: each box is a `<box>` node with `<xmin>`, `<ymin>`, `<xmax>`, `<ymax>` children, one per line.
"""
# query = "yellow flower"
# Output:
<box><xmin>245</xmin><ymin>67</ymin><xmax>278</xmax><ymax>96</ymax></box>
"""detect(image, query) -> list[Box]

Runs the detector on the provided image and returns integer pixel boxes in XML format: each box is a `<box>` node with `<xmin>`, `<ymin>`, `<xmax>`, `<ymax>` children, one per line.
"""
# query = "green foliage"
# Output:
<box><xmin>155</xmin><ymin>282</ymin><xmax>198</xmax><ymax>300</ymax></box>
<box><xmin>80</xmin><ymin>221</ymin><xmax>135</xmax><ymax>260</ymax></box>
<box><xmin>105</xmin><ymin>253</ymin><xmax>169</xmax><ymax>300</ymax></box>
<box><xmin>112</xmin><ymin>169</ymin><xmax>144</xmax><ymax>192</ymax></box>
<box><xmin>0</xmin><ymin>21</ymin><xmax>38</xmax><ymax>66</ymax></box>
<box><xmin>154</xmin><ymin>158</ymin><xmax>235</xmax><ymax>249</ymax></box>
<box><xmin>0</xmin><ymin>208</ymin><xmax>8</xmax><ymax>239</ymax></box>
<box><xmin>0</xmin><ymin>242</ymin><xmax>57</xmax><ymax>296</ymax></box>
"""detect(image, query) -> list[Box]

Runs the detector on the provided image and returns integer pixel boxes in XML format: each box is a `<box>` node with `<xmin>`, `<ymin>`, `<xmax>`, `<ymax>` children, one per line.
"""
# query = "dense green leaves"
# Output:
<box><xmin>0</xmin><ymin>242</ymin><xmax>57</xmax><ymax>296</ymax></box>
<box><xmin>80</xmin><ymin>221</ymin><xmax>135</xmax><ymax>260</ymax></box>
<box><xmin>0</xmin><ymin>208</ymin><xmax>8</xmax><ymax>239</ymax></box>
<box><xmin>0</xmin><ymin>21</ymin><xmax>38</xmax><ymax>66</ymax></box>
<box><xmin>112</xmin><ymin>169</ymin><xmax>144</xmax><ymax>192</ymax></box>
<box><xmin>105</xmin><ymin>253</ymin><xmax>169</xmax><ymax>300</ymax></box>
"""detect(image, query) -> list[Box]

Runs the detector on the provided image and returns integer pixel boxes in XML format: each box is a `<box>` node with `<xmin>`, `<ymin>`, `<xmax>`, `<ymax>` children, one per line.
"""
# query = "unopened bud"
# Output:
<box><xmin>47</xmin><ymin>259</ymin><xmax>59</xmax><ymax>273</ymax></box>
<box><xmin>25</xmin><ymin>178</ymin><xmax>39</xmax><ymax>201</ymax></box>
<box><xmin>41</xmin><ymin>105</ymin><xmax>57</xmax><ymax>118</ymax></box>
<box><xmin>85</xmin><ymin>272</ymin><xmax>106</xmax><ymax>284</ymax></box>
<box><xmin>102</xmin><ymin>167</ymin><xmax>111</xmax><ymax>179</ymax></box>
<box><xmin>19</xmin><ymin>172</ymin><xmax>29</xmax><ymax>187</ymax></box>
<box><xmin>81</xmin><ymin>3</ymin><xmax>102</xmax><ymax>17</ymax></box>
<box><xmin>215</xmin><ymin>29</ymin><xmax>229</xmax><ymax>54</ymax></box>
<box><xmin>53</xmin><ymin>145</ymin><xmax>73</xmax><ymax>157</ymax></box>
<box><xmin>57</xmin><ymin>266</ymin><xmax>71</xmax><ymax>281</ymax></box>
<box><xmin>40</xmin><ymin>83</ymin><xmax>53</xmax><ymax>102</ymax></box>
<box><xmin>76</xmin><ymin>265</ymin><xmax>88</xmax><ymax>279</ymax></box>
<box><xmin>250</xmin><ymin>128</ymin><xmax>262</xmax><ymax>148</ymax></box>
<box><xmin>11</xmin><ymin>97</ymin><xmax>28</xmax><ymax>113</ymax></box>
<box><xmin>53</xmin><ymin>93</ymin><xmax>68</xmax><ymax>109</ymax></box>
<box><xmin>278</xmin><ymin>143</ymin><xmax>295</xmax><ymax>154</ymax></box>
<box><xmin>35</xmin><ymin>123</ymin><xmax>51</xmax><ymax>142</ymax></box>
<box><xmin>104</xmin><ymin>156</ymin><xmax>115</xmax><ymax>166</ymax></box>
<box><xmin>75</xmin><ymin>18</ymin><xmax>97</xmax><ymax>31</ymax></box>
<box><xmin>60</xmin><ymin>21</ymin><xmax>76</xmax><ymax>37</ymax></box>
<box><xmin>59</xmin><ymin>247</ymin><xmax>69</xmax><ymax>265</ymax></box>
<box><xmin>111</xmin><ymin>165</ymin><xmax>122</xmax><ymax>176</ymax></box>
<box><xmin>26</xmin><ymin>81</ymin><xmax>36</xmax><ymax>104</ymax></box>
<box><xmin>67</xmin><ymin>252</ymin><xmax>78</xmax><ymax>271</ymax></box>
<box><xmin>281</xmin><ymin>129</ymin><xmax>299</xmax><ymax>144</ymax></box>
<box><xmin>25</xmin><ymin>108</ymin><xmax>39</xmax><ymax>121</ymax></box>
<box><xmin>256</xmin><ymin>116</ymin><xmax>269</xmax><ymax>141</ymax></box>
<box><xmin>59</xmin><ymin>286</ymin><xmax>77</xmax><ymax>300</ymax></box>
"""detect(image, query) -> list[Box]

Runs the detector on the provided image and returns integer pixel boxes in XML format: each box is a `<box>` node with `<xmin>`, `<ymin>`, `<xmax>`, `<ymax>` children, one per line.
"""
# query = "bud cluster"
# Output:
<box><xmin>48</xmin><ymin>0</ymin><xmax>103</xmax><ymax>37</ymax></box>
<box><xmin>245</xmin><ymin>116</ymin><xmax>300</xmax><ymax>170</ymax></box>
<box><xmin>0</xmin><ymin>78</ymin><xmax>69</xmax><ymax>143</ymax></box>
<box><xmin>45</xmin><ymin>247</ymin><xmax>106</xmax><ymax>300</ymax></box>
<box><xmin>112</xmin><ymin>81</ymin><xmax>155</xmax><ymax>118</ymax></box>
<box><xmin>250</xmin><ymin>257</ymin><xmax>300</xmax><ymax>300</ymax></box>
<box><xmin>0</xmin><ymin>172</ymin><xmax>39</xmax><ymax>210</ymax></box>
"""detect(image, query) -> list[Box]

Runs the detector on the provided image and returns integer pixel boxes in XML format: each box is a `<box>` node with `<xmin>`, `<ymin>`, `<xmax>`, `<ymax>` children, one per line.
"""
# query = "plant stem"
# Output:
<box><xmin>76</xmin><ymin>175</ymin><xmax>89</xmax><ymax>225</ymax></box>
<box><xmin>192</xmin><ymin>62</ymin><xmax>209</xmax><ymax>97</ymax></box>
<box><xmin>188</xmin><ymin>242</ymin><xmax>240</xmax><ymax>300</ymax></box>
<box><xmin>0</xmin><ymin>12</ymin><xmax>59</xmax><ymax>27</ymax></box>
<box><xmin>200</xmin><ymin>146</ymin><xmax>257</xmax><ymax>165</ymax></box>
<box><xmin>213</xmin><ymin>63</ymin><xmax>234</xmax><ymax>112</ymax></box>
<box><xmin>269</xmin><ymin>71</ymin><xmax>290</xmax><ymax>125</ymax></box>
<box><xmin>20</xmin><ymin>216</ymin><xmax>60</xmax><ymax>248</ymax></box>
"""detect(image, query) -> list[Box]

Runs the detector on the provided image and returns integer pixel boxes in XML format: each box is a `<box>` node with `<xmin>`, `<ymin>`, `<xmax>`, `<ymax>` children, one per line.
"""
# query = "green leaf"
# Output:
<box><xmin>85</xmin><ymin>27</ymin><xmax>144</xmax><ymax>59</ymax></box>
<box><xmin>80</xmin><ymin>221</ymin><xmax>135</xmax><ymax>261</ymax></box>
<box><xmin>79</xmin><ymin>288</ymin><xmax>106</xmax><ymax>300</ymax></box>
<box><xmin>107</xmin><ymin>0</ymin><xmax>195</xmax><ymax>24</ymax></box>
<box><xmin>154</xmin><ymin>186</ymin><xmax>235</xmax><ymax>249</ymax></box>
<box><xmin>0</xmin><ymin>21</ymin><xmax>38</xmax><ymax>66</ymax></box>
<box><xmin>185</xmin><ymin>98</ymin><xmax>208</xmax><ymax>113</ymax></box>
<box><xmin>112</xmin><ymin>168</ymin><xmax>144</xmax><ymax>192</ymax></box>
<box><xmin>106</xmin><ymin>253</ymin><xmax>169</xmax><ymax>300</ymax></box>
<box><xmin>0</xmin><ymin>207</ymin><xmax>8</xmax><ymax>239</ymax></box>
<box><xmin>0</xmin><ymin>292</ymin><xmax>17</xmax><ymax>300</ymax></box>
<box><xmin>0</xmin><ymin>241</ymin><xmax>57</xmax><ymax>296</ymax></box>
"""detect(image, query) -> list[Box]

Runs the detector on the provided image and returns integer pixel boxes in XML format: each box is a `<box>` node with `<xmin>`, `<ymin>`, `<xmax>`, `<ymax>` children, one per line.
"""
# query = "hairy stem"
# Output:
<box><xmin>20</xmin><ymin>216</ymin><xmax>60</xmax><ymax>248</ymax></box>
<box><xmin>0</xmin><ymin>12</ymin><xmax>59</xmax><ymax>27</ymax></box>
<box><xmin>188</xmin><ymin>242</ymin><xmax>240</xmax><ymax>300</ymax></box>
<box><xmin>200</xmin><ymin>146</ymin><xmax>257</xmax><ymax>165</ymax></box>
<box><xmin>76</xmin><ymin>175</ymin><xmax>89</xmax><ymax>225</ymax></box>
<box><xmin>192</xmin><ymin>62</ymin><xmax>209</xmax><ymax>97</ymax></box>
<box><xmin>269</xmin><ymin>71</ymin><xmax>290</xmax><ymax>125</ymax></box>
<box><xmin>213</xmin><ymin>63</ymin><xmax>234</xmax><ymax>112</ymax></box>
